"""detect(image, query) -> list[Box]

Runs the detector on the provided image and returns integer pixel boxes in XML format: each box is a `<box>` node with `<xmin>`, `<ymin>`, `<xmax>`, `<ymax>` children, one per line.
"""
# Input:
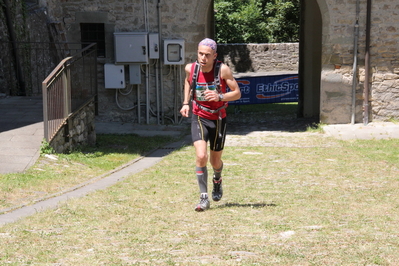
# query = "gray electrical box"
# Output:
<box><xmin>129</xmin><ymin>64</ymin><xmax>141</xmax><ymax>84</ymax></box>
<box><xmin>104</xmin><ymin>64</ymin><xmax>125</xmax><ymax>89</ymax></box>
<box><xmin>164</xmin><ymin>39</ymin><xmax>185</xmax><ymax>65</ymax></box>
<box><xmin>148</xmin><ymin>33</ymin><xmax>160</xmax><ymax>59</ymax></box>
<box><xmin>114</xmin><ymin>32</ymin><xmax>148</xmax><ymax>64</ymax></box>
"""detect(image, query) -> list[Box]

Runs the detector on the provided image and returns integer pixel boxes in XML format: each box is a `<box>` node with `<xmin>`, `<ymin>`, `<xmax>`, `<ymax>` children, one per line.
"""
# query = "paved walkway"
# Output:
<box><xmin>0</xmin><ymin>96</ymin><xmax>187</xmax><ymax>174</ymax></box>
<box><xmin>0</xmin><ymin>96</ymin><xmax>43</xmax><ymax>174</ymax></box>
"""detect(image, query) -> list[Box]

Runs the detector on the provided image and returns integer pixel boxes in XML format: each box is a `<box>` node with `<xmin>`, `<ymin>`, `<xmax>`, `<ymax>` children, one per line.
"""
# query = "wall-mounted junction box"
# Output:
<box><xmin>163</xmin><ymin>39</ymin><xmax>185</xmax><ymax>65</ymax></box>
<box><xmin>148</xmin><ymin>33</ymin><xmax>160</xmax><ymax>59</ymax></box>
<box><xmin>114</xmin><ymin>32</ymin><xmax>148</xmax><ymax>64</ymax></box>
<box><xmin>129</xmin><ymin>64</ymin><xmax>141</xmax><ymax>84</ymax></box>
<box><xmin>104</xmin><ymin>64</ymin><xmax>125</xmax><ymax>89</ymax></box>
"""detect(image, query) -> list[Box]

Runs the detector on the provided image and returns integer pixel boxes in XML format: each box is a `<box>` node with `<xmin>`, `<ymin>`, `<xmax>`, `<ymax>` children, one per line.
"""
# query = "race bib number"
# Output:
<box><xmin>195</xmin><ymin>82</ymin><xmax>216</xmax><ymax>101</ymax></box>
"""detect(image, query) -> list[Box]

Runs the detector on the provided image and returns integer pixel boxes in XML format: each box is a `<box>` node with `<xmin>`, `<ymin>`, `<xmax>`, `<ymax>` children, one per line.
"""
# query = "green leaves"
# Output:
<box><xmin>215</xmin><ymin>0</ymin><xmax>300</xmax><ymax>43</ymax></box>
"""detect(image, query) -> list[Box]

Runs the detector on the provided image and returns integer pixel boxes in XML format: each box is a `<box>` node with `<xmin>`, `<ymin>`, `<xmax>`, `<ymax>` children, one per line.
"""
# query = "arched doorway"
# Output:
<box><xmin>208</xmin><ymin>0</ymin><xmax>325</xmax><ymax>124</ymax></box>
<box><xmin>298</xmin><ymin>0</ymin><xmax>323</xmax><ymax>120</ymax></box>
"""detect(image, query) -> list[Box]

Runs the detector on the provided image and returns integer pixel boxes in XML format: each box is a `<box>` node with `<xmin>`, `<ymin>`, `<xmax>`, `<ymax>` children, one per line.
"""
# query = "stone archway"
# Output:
<box><xmin>298</xmin><ymin>0</ymin><xmax>325</xmax><ymax>119</ymax></box>
<box><xmin>202</xmin><ymin>0</ymin><xmax>326</xmax><ymax>122</ymax></box>
<box><xmin>182</xmin><ymin>0</ymin><xmax>214</xmax><ymax>62</ymax></box>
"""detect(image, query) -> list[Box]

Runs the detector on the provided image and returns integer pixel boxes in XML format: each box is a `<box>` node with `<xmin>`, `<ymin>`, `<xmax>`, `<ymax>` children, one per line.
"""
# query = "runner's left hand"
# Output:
<box><xmin>204</xmin><ymin>89</ymin><xmax>219</xmax><ymax>101</ymax></box>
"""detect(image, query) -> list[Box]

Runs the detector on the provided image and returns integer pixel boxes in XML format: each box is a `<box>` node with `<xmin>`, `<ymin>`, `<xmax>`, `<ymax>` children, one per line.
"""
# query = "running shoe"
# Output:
<box><xmin>195</xmin><ymin>194</ymin><xmax>210</xmax><ymax>212</ymax></box>
<box><xmin>212</xmin><ymin>177</ymin><xmax>223</xmax><ymax>201</ymax></box>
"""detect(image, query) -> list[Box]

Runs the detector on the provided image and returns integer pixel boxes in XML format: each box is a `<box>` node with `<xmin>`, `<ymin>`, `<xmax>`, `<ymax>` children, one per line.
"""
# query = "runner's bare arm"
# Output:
<box><xmin>204</xmin><ymin>63</ymin><xmax>241</xmax><ymax>102</ymax></box>
<box><xmin>219</xmin><ymin>64</ymin><xmax>241</xmax><ymax>102</ymax></box>
<box><xmin>180</xmin><ymin>63</ymin><xmax>193</xmax><ymax>117</ymax></box>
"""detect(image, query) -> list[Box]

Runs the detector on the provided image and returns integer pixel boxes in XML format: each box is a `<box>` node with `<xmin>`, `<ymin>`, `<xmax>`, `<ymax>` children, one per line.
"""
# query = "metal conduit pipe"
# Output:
<box><xmin>146</xmin><ymin>64</ymin><xmax>150</xmax><ymax>124</ymax></box>
<box><xmin>157</xmin><ymin>0</ymin><xmax>164</xmax><ymax>124</ymax></box>
<box><xmin>155</xmin><ymin>61</ymin><xmax>160</xmax><ymax>124</ymax></box>
<box><xmin>178</xmin><ymin>65</ymin><xmax>183</xmax><ymax>124</ymax></box>
<box><xmin>176</xmin><ymin>65</ymin><xmax>180</xmax><ymax>123</ymax></box>
<box><xmin>137</xmin><ymin>83</ymin><xmax>141</xmax><ymax>124</ymax></box>
<box><xmin>364</xmin><ymin>0</ymin><xmax>372</xmax><ymax>125</ymax></box>
<box><xmin>351</xmin><ymin>0</ymin><xmax>360</xmax><ymax>125</ymax></box>
<box><xmin>143</xmin><ymin>0</ymin><xmax>150</xmax><ymax>124</ymax></box>
<box><xmin>173</xmin><ymin>65</ymin><xmax>178</xmax><ymax>123</ymax></box>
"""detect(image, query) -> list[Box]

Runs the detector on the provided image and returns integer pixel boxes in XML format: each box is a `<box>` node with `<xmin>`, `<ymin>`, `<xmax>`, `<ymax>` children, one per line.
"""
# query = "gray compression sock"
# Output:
<box><xmin>196</xmin><ymin>166</ymin><xmax>208</xmax><ymax>194</ymax></box>
<box><xmin>213</xmin><ymin>162</ymin><xmax>223</xmax><ymax>180</ymax></box>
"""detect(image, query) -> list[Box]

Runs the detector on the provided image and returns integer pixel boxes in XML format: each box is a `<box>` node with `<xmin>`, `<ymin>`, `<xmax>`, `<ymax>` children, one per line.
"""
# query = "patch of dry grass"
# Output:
<box><xmin>0</xmin><ymin>134</ymin><xmax>175</xmax><ymax>212</ymax></box>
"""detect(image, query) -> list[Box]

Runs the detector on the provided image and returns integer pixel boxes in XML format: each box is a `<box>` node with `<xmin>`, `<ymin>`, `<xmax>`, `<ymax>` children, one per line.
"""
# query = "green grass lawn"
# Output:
<box><xmin>1</xmin><ymin>104</ymin><xmax>399</xmax><ymax>265</ymax></box>
<box><xmin>1</xmin><ymin>136</ymin><xmax>399</xmax><ymax>264</ymax></box>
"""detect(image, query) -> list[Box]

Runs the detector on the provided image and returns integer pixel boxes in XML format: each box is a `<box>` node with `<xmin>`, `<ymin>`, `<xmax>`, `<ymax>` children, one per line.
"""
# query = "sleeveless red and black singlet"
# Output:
<box><xmin>190</xmin><ymin>61</ymin><xmax>227</xmax><ymax>120</ymax></box>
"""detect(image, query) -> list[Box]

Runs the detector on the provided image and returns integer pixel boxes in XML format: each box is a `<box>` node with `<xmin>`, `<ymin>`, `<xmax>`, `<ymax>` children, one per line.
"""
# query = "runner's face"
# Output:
<box><xmin>197</xmin><ymin>45</ymin><xmax>216</xmax><ymax>69</ymax></box>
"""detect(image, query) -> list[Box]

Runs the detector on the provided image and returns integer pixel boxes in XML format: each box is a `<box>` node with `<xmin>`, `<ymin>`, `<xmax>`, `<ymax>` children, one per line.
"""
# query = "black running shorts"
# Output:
<box><xmin>191</xmin><ymin>114</ymin><xmax>227</xmax><ymax>151</ymax></box>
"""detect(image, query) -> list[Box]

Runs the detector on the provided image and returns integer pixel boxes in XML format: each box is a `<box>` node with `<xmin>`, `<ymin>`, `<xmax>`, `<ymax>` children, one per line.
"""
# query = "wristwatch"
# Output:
<box><xmin>218</xmin><ymin>93</ymin><xmax>224</xmax><ymax>101</ymax></box>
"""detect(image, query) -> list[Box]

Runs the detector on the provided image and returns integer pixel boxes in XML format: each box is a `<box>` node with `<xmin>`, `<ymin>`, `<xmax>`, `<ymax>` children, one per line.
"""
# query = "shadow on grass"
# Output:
<box><xmin>79</xmin><ymin>134</ymin><xmax>189</xmax><ymax>158</ymax></box>
<box><xmin>216</xmin><ymin>202</ymin><xmax>277</xmax><ymax>209</ymax></box>
<box><xmin>226</xmin><ymin>103</ymin><xmax>319</xmax><ymax>134</ymax></box>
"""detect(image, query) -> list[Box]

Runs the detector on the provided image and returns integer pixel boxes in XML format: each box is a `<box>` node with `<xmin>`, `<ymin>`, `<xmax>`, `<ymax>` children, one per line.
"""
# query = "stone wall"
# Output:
<box><xmin>372</xmin><ymin>70</ymin><xmax>399</xmax><ymax>121</ymax></box>
<box><xmin>45</xmin><ymin>0</ymin><xmax>214</xmax><ymax>124</ymax></box>
<box><xmin>0</xmin><ymin>1</ymin><xmax>59</xmax><ymax>96</ymax></box>
<box><xmin>2</xmin><ymin>0</ymin><xmax>399</xmax><ymax>124</ymax></box>
<box><xmin>50</xmin><ymin>101</ymin><xmax>96</xmax><ymax>153</ymax></box>
<box><xmin>320</xmin><ymin>0</ymin><xmax>399</xmax><ymax>123</ymax></box>
<box><xmin>0</xmin><ymin>0</ymin><xmax>27</xmax><ymax>95</ymax></box>
<box><xmin>217</xmin><ymin>43</ymin><xmax>299</xmax><ymax>73</ymax></box>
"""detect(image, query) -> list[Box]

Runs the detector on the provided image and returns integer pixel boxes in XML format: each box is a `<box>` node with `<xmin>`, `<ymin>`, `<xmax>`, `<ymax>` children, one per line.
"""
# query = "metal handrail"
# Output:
<box><xmin>42</xmin><ymin>57</ymin><xmax>72</xmax><ymax>141</ymax></box>
<box><xmin>42</xmin><ymin>43</ymin><xmax>97</xmax><ymax>142</ymax></box>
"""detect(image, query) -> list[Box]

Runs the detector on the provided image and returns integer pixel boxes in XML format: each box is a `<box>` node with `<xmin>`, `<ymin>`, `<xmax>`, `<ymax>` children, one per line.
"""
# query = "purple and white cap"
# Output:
<box><xmin>198</xmin><ymin>38</ymin><xmax>217</xmax><ymax>52</ymax></box>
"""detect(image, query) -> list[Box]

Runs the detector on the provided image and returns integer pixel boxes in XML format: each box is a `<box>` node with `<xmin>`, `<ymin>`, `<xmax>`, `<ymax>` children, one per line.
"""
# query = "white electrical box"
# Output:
<box><xmin>114</xmin><ymin>32</ymin><xmax>148</xmax><ymax>64</ymax></box>
<box><xmin>148</xmin><ymin>33</ymin><xmax>160</xmax><ymax>59</ymax></box>
<box><xmin>104</xmin><ymin>64</ymin><xmax>125</xmax><ymax>89</ymax></box>
<box><xmin>164</xmin><ymin>39</ymin><xmax>185</xmax><ymax>65</ymax></box>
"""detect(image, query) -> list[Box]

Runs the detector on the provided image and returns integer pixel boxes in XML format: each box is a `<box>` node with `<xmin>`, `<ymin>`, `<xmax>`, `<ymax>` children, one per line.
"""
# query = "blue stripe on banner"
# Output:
<box><xmin>228</xmin><ymin>73</ymin><xmax>299</xmax><ymax>105</ymax></box>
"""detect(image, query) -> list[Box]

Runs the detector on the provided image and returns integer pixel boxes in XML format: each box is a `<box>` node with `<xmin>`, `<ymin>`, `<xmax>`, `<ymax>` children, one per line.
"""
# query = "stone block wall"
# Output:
<box><xmin>372</xmin><ymin>70</ymin><xmax>399</xmax><ymax>120</ymax></box>
<box><xmin>50</xmin><ymin>101</ymin><xmax>96</xmax><ymax>153</ymax></box>
<box><xmin>45</xmin><ymin>0</ymin><xmax>213</xmax><ymax>124</ymax></box>
<box><xmin>217</xmin><ymin>43</ymin><xmax>299</xmax><ymax>73</ymax></box>
<box><xmin>2</xmin><ymin>0</ymin><xmax>399</xmax><ymax>124</ymax></box>
<box><xmin>0</xmin><ymin>0</ymin><xmax>26</xmax><ymax>95</ymax></box>
<box><xmin>370</xmin><ymin>2</ymin><xmax>399</xmax><ymax>121</ymax></box>
<box><xmin>320</xmin><ymin>0</ymin><xmax>399</xmax><ymax>123</ymax></box>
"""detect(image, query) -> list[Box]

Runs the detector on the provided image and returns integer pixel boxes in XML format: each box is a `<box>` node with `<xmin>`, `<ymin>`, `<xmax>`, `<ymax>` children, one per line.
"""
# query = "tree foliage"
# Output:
<box><xmin>214</xmin><ymin>0</ymin><xmax>300</xmax><ymax>43</ymax></box>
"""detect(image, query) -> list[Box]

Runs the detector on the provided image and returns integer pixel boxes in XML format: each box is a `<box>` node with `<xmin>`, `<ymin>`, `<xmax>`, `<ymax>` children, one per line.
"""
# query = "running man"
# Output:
<box><xmin>180</xmin><ymin>38</ymin><xmax>241</xmax><ymax>211</ymax></box>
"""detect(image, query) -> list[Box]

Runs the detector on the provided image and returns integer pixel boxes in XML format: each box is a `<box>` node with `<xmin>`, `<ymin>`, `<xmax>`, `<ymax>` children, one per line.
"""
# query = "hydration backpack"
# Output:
<box><xmin>190</xmin><ymin>60</ymin><xmax>223</xmax><ymax>103</ymax></box>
